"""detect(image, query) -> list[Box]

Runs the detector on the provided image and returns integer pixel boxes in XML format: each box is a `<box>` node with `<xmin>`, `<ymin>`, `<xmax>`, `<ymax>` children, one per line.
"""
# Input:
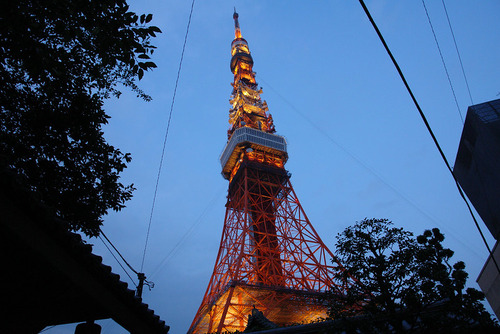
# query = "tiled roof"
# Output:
<box><xmin>1</xmin><ymin>168</ymin><xmax>169</xmax><ymax>333</ymax></box>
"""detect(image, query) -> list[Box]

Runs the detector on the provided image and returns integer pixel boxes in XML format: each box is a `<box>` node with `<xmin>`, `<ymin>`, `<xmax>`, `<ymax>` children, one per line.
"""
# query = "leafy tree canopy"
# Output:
<box><xmin>0</xmin><ymin>0</ymin><xmax>161</xmax><ymax>236</ymax></box>
<box><xmin>330</xmin><ymin>218</ymin><xmax>498</xmax><ymax>333</ymax></box>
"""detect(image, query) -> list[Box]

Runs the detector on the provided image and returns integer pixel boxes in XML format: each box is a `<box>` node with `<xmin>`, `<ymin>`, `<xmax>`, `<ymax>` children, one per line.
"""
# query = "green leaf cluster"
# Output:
<box><xmin>0</xmin><ymin>0</ymin><xmax>161</xmax><ymax>236</ymax></box>
<box><xmin>329</xmin><ymin>218</ymin><xmax>499</xmax><ymax>332</ymax></box>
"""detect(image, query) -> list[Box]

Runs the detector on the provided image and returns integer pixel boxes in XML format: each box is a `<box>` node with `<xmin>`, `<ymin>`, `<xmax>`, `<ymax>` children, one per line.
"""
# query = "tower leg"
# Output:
<box><xmin>188</xmin><ymin>163</ymin><xmax>357</xmax><ymax>334</ymax></box>
<box><xmin>216</xmin><ymin>285</ymin><xmax>236</xmax><ymax>333</ymax></box>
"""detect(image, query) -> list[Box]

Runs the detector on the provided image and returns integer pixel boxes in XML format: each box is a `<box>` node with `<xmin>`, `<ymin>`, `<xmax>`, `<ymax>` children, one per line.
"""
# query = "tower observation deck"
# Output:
<box><xmin>188</xmin><ymin>11</ymin><xmax>357</xmax><ymax>334</ymax></box>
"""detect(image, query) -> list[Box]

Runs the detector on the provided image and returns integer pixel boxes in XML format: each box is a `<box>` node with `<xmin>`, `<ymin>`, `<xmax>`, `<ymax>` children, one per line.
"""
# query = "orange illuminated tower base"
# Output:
<box><xmin>188</xmin><ymin>160</ymin><xmax>355</xmax><ymax>333</ymax></box>
<box><xmin>193</xmin><ymin>284</ymin><xmax>331</xmax><ymax>333</ymax></box>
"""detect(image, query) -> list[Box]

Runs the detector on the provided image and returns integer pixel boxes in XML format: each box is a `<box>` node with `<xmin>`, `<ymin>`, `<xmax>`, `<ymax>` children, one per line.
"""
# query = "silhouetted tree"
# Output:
<box><xmin>0</xmin><ymin>0</ymin><xmax>161</xmax><ymax>236</ymax></box>
<box><xmin>330</xmin><ymin>218</ymin><xmax>498</xmax><ymax>333</ymax></box>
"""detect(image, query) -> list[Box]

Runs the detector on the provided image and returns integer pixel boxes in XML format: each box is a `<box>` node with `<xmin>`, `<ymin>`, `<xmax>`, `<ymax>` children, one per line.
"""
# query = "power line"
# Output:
<box><xmin>358</xmin><ymin>0</ymin><xmax>500</xmax><ymax>273</ymax></box>
<box><xmin>421</xmin><ymin>0</ymin><xmax>463</xmax><ymax>124</ymax></box>
<box><xmin>99</xmin><ymin>234</ymin><xmax>137</xmax><ymax>286</ymax></box>
<box><xmin>100</xmin><ymin>228</ymin><xmax>138</xmax><ymax>274</ymax></box>
<box><xmin>94</xmin><ymin>0</ymin><xmax>198</xmax><ymax>297</ymax></box>
<box><xmin>442</xmin><ymin>0</ymin><xmax>474</xmax><ymax>105</ymax></box>
<box><xmin>257</xmin><ymin>75</ymin><xmax>483</xmax><ymax>261</ymax></box>
<box><xmin>99</xmin><ymin>229</ymin><xmax>155</xmax><ymax>297</ymax></box>
<box><xmin>150</xmin><ymin>185</ymin><xmax>226</xmax><ymax>279</ymax></box>
<box><xmin>141</xmin><ymin>0</ymin><xmax>196</xmax><ymax>273</ymax></box>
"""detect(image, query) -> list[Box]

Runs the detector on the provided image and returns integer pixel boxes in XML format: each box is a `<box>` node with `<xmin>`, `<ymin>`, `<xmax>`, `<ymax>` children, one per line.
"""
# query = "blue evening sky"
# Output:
<box><xmin>45</xmin><ymin>1</ymin><xmax>500</xmax><ymax>333</ymax></box>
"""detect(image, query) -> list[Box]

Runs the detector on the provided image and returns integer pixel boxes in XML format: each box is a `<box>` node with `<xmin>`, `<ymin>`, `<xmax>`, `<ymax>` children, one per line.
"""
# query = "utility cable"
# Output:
<box><xmin>150</xmin><ymin>185</ymin><xmax>226</xmax><ymax>279</ymax></box>
<box><xmin>100</xmin><ymin>228</ymin><xmax>138</xmax><ymax>275</ymax></box>
<box><xmin>99</xmin><ymin>234</ymin><xmax>137</xmax><ymax>286</ymax></box>
<box><xmin>99</xmin><ymin>229</ymin><xmax>155</xmax><ymax>296</ymax></box>
<box><xmin>442</xmin><ymin>0</ymin><xmax>474</xmax><ymax>105</ymax></box>
<box><xmin>358</xmin><ymin>0</ymin><xmax>500</xmax><ymax>273</ymax></box>
<box><xmin>422</xmin><ymin>0</ymin><xmax>463</xmax><ymax>124</ymax></box>
<box><xmin>257</xmin><ymin>75</ymin><xmax>483</xmax><ymax>261</ymax></box>
<box><xmin>140</xmin><ymin>0</ymin><xmax>196</xmax><ymax>272</ymax></box>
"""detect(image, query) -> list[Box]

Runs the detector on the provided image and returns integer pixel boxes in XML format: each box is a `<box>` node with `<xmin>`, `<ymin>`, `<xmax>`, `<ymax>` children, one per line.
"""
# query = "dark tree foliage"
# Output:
<box><xmin>330</xmin><ymin>218</ymin><xmax>499</xmax><ymax>333</ymax></box>
<box><xmin>0</xmin><ymin>0</ymin><xmax>161</xmax><ymax>236</ymax></box>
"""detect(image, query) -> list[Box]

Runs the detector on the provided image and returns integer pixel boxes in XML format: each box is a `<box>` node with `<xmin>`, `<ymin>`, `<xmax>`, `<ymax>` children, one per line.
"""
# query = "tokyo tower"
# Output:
<box><xmin>188</xmin><ymin>11</ymin><xmax>356</xmax><ymax>334</ymax></box>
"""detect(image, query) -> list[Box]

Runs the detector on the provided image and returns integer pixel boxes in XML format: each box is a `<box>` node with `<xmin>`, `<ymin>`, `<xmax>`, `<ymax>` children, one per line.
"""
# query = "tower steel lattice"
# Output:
<box><xmin>188</xmin><ymin>11</ymin><xmax>356</xmax><ymax>334</ymax></box>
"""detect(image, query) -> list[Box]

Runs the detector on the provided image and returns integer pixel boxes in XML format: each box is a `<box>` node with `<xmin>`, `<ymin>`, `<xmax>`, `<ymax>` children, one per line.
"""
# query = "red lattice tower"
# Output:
<box><xmin>188</xmin><ymin>11</ymin><xmax>356</xmax><ymax>334</ymax></box>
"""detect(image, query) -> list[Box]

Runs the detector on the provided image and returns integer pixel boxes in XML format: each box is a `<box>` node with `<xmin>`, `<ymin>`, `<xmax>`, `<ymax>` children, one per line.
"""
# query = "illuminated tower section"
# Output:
<box><xmin>188</xmin><ymin>11</ymin><xmax>355</xmax><ymax>334</ymax></box>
